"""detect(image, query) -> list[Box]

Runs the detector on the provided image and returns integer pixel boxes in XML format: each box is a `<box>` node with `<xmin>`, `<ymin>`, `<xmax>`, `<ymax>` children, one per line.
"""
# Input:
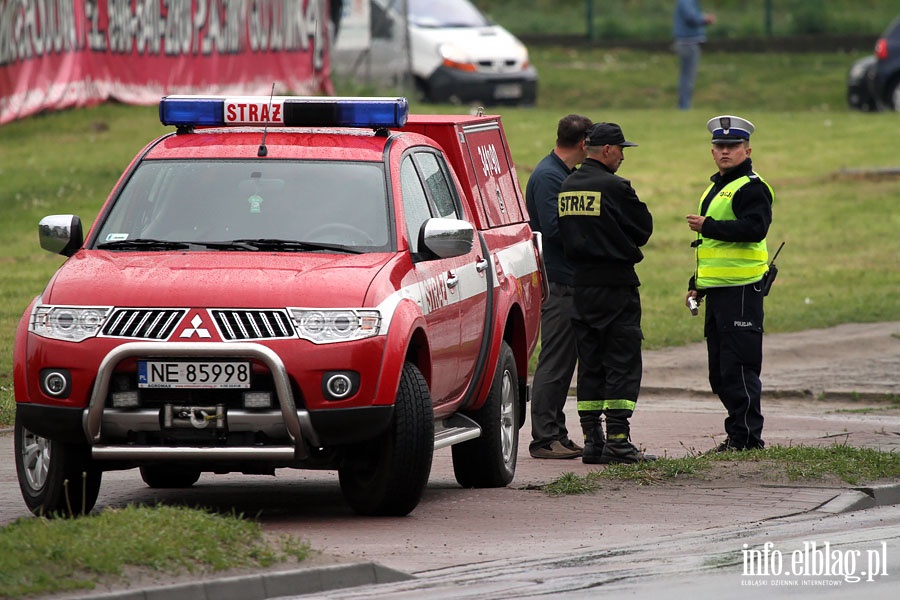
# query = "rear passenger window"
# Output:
<box><xmin>415</xmin><ymin>152</ymin><xmax>459</xmax><ymax>219</ymax></box>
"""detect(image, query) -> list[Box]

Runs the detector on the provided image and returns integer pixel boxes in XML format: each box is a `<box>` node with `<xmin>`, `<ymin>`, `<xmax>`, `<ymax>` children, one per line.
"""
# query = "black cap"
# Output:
<box><xmin>586</xmin><ymin>122</ymin><xmax>638</xmax><ymax>147</ymax></box>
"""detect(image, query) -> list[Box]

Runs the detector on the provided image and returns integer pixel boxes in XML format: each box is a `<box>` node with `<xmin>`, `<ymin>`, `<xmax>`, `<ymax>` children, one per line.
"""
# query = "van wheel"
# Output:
<box><xmin>338</xmin><ymin>362</ymin><xmax>434</xmax><ymax>516</ymax></box>
<box><xmin>452</xmin><ymin>341</ymin><xmax>519</xmax><ymax>488</ymax></box>
<box><xmin>14</xmin><ymin>419</ymin><xmax>101</xmax><ymax>517</ymax></box>
<box><xmin>140</xmin><ymin>465</ymin><xmax>202</xmax><ymax>488</ymax></box>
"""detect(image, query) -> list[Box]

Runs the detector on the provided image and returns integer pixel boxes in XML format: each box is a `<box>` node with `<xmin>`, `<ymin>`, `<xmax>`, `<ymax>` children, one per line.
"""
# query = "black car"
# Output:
<box><xmin>872</xmin><ymin>16</ymin><xmax>900</xmax><ymax>110</ymax></box>
<box><xmin>849</xmin><ymin>16</ymin><xmax>900</xmax><ymax>111</ymax></box>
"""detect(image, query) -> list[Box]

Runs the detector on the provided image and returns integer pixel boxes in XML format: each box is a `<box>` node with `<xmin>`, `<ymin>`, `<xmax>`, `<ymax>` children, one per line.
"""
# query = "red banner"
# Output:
<box><xmin>0</xmin><ymin>0</ymin><xmax>334</xmax><ymax>125</ymax></box>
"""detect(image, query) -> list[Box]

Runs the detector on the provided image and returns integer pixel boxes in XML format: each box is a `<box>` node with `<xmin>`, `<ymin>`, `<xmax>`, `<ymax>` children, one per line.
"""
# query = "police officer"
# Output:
<box><xmin>557</xmin><ymin>122</ymin><xmax>656</xmax><ymax>464</ymax></box>
<box><xmin>685</xmin><ymin>115</ymin><xmax>775</xmax><ymax>452</ymax></box>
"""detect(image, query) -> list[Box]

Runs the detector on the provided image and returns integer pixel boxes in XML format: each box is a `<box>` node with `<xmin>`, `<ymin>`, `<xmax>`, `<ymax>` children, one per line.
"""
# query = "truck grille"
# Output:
<box><xmin>212</xmin><ymin>309</ymin><xmax>295</xmax><ymax>341</ymax></box>
<box><xmin>103</xmin><ymin>309</ymin><xmax>186</xmax><ymax>339</ymax></box>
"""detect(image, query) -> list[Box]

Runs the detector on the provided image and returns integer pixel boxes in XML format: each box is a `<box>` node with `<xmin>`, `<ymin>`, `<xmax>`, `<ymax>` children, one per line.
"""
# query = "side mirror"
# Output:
<box><xmin>39</xmin><ymin>215</ymin><xmax>83</xmax><ymax>257</ymax></box>
<box><xmin>421</xmin><ymin>218</ymin><xmax>474</xmax><ymax>259</ymax></box>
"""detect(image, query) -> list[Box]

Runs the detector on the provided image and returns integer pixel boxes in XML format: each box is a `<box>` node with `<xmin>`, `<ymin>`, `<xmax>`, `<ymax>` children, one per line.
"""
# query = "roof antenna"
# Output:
<box><xmin>258</xmin><ymin>83</ymin><xmax>275</xmax><ymax>157</ymax></box>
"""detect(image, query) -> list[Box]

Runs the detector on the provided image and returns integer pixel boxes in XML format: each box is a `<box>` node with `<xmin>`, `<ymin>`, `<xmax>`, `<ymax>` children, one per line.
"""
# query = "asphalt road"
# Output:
<box><xmin>2</xmin><ymin>321</ymin><xmax>899</xmax><ymax>599</ymax></box>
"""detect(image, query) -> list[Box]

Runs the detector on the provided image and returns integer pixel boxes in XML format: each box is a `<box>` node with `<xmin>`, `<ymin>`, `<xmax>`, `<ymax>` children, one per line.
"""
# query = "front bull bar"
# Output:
<box><xmin>82</xmin><ymin>342</ymin><xmax>319</xmax><ymax>460</ymax></box>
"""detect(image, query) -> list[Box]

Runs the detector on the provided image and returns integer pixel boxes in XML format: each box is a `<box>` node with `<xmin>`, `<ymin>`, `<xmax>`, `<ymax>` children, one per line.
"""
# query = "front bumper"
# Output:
<box><xmin>426</xmin><ymin>66</ymin><xmax>538</xmax><ymax>105</ymax></box>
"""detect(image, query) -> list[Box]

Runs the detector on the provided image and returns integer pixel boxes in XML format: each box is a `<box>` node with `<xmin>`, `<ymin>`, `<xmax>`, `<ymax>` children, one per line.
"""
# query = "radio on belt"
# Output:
<box><xmin>159</xmin><ymin>95</ymin><xmax>409</xmax><ymax>128</ymax></box>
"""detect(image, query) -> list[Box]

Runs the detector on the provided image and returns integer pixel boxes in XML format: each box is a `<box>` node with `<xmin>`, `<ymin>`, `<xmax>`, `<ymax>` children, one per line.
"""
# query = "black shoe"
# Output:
<box><xmin>581</xmin><ymin>440</ymin><xmax>605</xmax><ymax>464</ymax></box>
<box><xmin>598</xmin><ymin>441</ymin><xmax>657</xmax><ymax>464</ymax></box>
<box><xmin>708</xmin><ymin>438</ymin><xmax>764</xmax><ymax>454</ymax></box>
<box><xmin>710</xmin><ymin>438</ymin><xmax>740</xmax><ymax>453</ymax></box>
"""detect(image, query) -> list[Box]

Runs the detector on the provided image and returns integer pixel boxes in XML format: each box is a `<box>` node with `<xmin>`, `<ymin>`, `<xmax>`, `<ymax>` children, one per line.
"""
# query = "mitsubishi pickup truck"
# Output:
<box><xmin>13</xmin><ymin>96</ymin><xmax>545</xmax><ymax>517</ymax></box>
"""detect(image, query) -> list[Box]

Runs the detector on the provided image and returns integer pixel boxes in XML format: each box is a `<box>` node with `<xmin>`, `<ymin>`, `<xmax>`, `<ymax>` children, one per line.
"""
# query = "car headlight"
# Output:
<box><xmin>289</xmin><ymin>309</ymin><xmax>381</xmax><ymax>344</ymax></box>
<box><xmin>439</xmin><ymin>43</ymin><xmax>477</xmax><ymax>72</ymax></box>
<box><xmin>30</xmin><ymin>305</ymin><xmax>112</xmax><ymax>342</ymax></box>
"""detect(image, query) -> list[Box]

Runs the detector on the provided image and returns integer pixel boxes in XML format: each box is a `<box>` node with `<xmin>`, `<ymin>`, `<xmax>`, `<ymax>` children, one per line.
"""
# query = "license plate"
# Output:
<box><xmin>494</xmin><ymin>83</ymin><xmax>522</xmax><ymax>99</ymax></box>
<box><xmin>138</xmin><ymin>361</ymin><xmax>251</xmax><ymax>389</ymax></box>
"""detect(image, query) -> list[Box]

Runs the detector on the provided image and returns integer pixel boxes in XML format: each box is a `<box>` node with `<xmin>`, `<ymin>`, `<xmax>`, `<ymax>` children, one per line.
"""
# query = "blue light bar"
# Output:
<box><xmin>159</xmin><ymin>96</ymin><xmax>409</xmax><ymax>129</ymax></box>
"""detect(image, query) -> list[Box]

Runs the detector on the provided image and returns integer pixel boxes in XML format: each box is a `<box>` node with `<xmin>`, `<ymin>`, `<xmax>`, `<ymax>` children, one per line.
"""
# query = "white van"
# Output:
<box><xmin>331</xmin><ymin>0</ymin><xmax>538</xmax><ymax>105</ymax></box>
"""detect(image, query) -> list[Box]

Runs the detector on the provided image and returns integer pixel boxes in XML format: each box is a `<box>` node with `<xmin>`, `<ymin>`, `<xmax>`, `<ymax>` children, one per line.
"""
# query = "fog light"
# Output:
<box><xmin>243</xmin><ymin>391</ymin><xmax>272</xmax><ymax>409</ymax></box>
<box><xmin>40</xmin><ymin>369</ymin><xmax>70</xmax><ymax>398</ymax></box>
<box><xmin>111</xmin><ymin>391</ymin><xmax>140</xmax><ymax>408</ymax></box>
<box><xmin>322</xmin><ymin>371</ymin><xmax>359</xmax><ymax>400</ymax></box>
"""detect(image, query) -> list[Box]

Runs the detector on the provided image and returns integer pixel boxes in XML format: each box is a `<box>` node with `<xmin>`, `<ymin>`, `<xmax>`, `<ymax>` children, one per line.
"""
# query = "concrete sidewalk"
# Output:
<box><xmin>4</xmin><ymin>322</ymin><xmax>900</xmax><ymax>599</ymax></box>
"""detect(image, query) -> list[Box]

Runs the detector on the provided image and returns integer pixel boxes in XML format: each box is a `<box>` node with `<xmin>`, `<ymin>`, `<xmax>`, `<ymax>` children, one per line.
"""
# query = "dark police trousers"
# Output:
<box><xmin>704</xmin><ymin>283</ymin><xmax>766</xmax><ymax>449</ymax></box>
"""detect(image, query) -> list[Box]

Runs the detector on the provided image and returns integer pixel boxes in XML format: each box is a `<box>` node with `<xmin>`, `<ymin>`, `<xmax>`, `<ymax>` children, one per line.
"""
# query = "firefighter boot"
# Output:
<box><xmin>580</xmin><ymin>413</ymin><xmax>606</xmax><ymax>465</ymax></box>
<box><xmin>600</xmin><ymin>416</ymin><xmax>657</xmax><ymax>464</ymax></box>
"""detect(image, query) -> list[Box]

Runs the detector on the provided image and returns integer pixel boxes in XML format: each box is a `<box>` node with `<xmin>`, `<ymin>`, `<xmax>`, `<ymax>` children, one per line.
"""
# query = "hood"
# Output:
<box><xmin>42</xmin><ymin>251</ymin><xmax>392</xmax><ymax>309</ymax></box>
<box><xmin>411</xmin><ymin>25</ymin><xmax>528</xmax><ymax>71</ymax></box>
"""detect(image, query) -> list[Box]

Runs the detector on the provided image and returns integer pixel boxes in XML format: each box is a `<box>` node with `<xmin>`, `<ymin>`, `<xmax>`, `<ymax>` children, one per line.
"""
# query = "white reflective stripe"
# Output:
<box><xmin>374</xmin><ymin>239</ymin><xmax>540</xmax><ymax>335</ymax></box>
<box><xmin>493</xmin><ymin>239</ymin><xmax>540</xmax><ymax>286</ymax></box>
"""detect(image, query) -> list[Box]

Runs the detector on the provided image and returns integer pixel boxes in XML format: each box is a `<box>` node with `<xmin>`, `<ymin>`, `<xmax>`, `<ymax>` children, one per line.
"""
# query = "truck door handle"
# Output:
<box><xmin>446</xmin><ymin>271</ymin><xmax>459</xmax><ymax>288</ymax></box>
<box><xmin>475</xmin><ymin>257</ymin><xmax>489</xmax><ymax>273</ymax></box>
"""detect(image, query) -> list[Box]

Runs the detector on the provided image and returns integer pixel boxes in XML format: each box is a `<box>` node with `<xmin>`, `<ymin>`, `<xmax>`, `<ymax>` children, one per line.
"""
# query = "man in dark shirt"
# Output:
<box><xmin>685</xmin><ymin>115</ymin><xmax>775</xmax><ymax>452</ymax></box>
<box><xmin>557</xmin><ymin>122</ymin><xmax>656</xmax><ymax>464</ymax></box>
<box><xmin>526</xmin><ymin>114</ymin><xmax>593</xmax><ymax>459</ymax></box>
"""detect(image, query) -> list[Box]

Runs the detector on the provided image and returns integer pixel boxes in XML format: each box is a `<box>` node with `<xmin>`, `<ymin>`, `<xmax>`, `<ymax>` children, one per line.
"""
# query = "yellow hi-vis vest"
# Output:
<box><xmin>695</xmin><ymin>175</ymin><xmax>774</xmax><ymax>289</ymax></box>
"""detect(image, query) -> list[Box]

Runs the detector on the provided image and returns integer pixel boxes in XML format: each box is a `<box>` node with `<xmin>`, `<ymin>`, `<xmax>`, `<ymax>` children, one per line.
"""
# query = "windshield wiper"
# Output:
<box><xmin>96</xmin><ymin>239</ymin><xmax>190</xmax><ymax>250</ymax></box>
<box><xmin>201</xmin><ymin>239</ymin><xmax>362</xmax><ymax>254</ymax></box>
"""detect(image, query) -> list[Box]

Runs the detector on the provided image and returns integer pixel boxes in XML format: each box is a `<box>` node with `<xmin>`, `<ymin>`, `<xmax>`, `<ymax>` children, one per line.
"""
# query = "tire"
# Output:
<box><xmin>889</xmin><ymin>78</ymin><xmax>900</xmax><ymax>111</ymax></box>
<box><xmin>452</xmin><ymin>341</ymin><xmax>519</xmax><ymax>488</ymax></box>
<box><xmin>14</xmin><ymin>418</ymin><xmax>101</xmax><ymax>517</ymax></box>
<box><xmin>140</xmin><ymin>464</ymin><xmax>202</xmax><ymax>489</ymax></box>
<box><xmin>338</xmin><ymin>362</ymin><xmax>434</xmax><ymax>516</ymax></box>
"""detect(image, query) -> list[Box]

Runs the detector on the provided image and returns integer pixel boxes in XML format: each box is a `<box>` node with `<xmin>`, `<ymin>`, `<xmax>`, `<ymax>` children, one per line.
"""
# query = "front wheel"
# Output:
<box><xmin>14</xmin><ymin>418</ymin><xmax>101</xmax><ymax>517</ymax></box>
<box><xmin>338</xmin><ymin>362</ymin><xmax>434</xmax><ymax>516</ymax></box>
<box><xmin>452</xmin><ymin>341</ymin><xmax>519</xmax><ymax>488</ymax></box>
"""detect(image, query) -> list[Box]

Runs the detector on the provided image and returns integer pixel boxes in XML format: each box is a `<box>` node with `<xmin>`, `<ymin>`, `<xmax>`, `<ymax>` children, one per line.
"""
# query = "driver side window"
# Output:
<box><xmin>400</xmin><ymin>156</ymin><xmax>431</xmax><ymax>254</ymax></box>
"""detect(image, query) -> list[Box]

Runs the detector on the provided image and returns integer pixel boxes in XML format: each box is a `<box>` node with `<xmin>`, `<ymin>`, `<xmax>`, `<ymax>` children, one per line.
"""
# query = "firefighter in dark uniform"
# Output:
<box><xmin>557</xmin><ymin>122</ymin><xmax>656</xmax><ymax>464</ymax></box>
<box><xmin>685</xmin><ymin>115</ymin><xmax>775</xmax><ymax>452</ymax></box>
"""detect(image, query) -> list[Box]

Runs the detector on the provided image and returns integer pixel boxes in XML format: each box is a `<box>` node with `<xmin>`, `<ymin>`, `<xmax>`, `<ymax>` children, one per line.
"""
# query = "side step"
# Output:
<box><xmin>434</xmin><ymin>413</ymin><xmax>481</xmax><ymax>450</ymax></box>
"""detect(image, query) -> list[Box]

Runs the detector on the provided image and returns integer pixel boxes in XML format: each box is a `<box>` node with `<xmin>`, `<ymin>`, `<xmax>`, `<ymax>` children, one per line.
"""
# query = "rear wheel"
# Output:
<box><xmin>140</xmin><ymin>464</ymin><xmax>202</xmax><ymax>488</ymax></box>
<box><xmin>452</xmin><ymin>341</ymin><xmax>519</xmax><ymax>488</ymax></box>
<box><xmin>338</xmin><ymin>362</ymin><xmax>434</xmax><ymax>516</ymax></box>
<box><xmin>14</xmin><ymin>418</ymin><xmax>101</xmax><ymax>517</ymax></box>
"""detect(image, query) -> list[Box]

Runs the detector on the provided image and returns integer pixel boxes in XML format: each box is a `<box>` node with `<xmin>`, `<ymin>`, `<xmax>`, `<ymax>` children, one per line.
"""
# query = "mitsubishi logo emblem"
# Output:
<box><xmin>179</xmin><ymin>314</ymin><xmax>211</xmax><ymax>339</ymax></box>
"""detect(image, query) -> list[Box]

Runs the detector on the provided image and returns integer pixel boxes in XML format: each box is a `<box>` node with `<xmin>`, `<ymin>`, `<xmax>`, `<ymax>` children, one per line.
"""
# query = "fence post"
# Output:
<box><xmin>586</xmin><ymin>0</ymin><xmax>594</xmax><ymax>40</ymax></box>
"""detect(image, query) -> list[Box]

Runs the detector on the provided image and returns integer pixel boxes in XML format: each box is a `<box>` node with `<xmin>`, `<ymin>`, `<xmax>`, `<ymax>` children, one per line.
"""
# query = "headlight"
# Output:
<box><xmin>289</xmin><ymin>309</ymin><xmax>381</xmax><ymax>344</ymax></box>
<box><xmin>30</xmin><ymin>305</ymin><xmax>112</xmax><ymax>342</ymax></box>
<box><xmin>439</xmin><ymin>43</ymin><xmax>477</xmax><ymax>72</ymax></box>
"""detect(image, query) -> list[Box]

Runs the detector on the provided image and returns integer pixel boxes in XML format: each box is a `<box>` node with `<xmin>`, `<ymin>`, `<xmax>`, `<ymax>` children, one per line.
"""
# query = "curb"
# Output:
<box><xmin>62</xmin><ymin>562</ymin><xmax>413</xmax><ymax>600</ymax></box>
<box><xmin>817</xmin><ymin>482</ymin><xmax>900</xmax><ymax>514</ymax></box>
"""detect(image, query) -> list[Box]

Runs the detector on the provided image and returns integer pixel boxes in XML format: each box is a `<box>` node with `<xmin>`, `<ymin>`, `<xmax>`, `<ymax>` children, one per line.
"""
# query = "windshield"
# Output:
<box><xmin>93</xmin><ymin>160</ymin><xmax>392</xmax><ymax>253</ymax></box>
<box><xmin>407</xmin><ymin>0</ymin><xmax>489</xmax><ymax>28</ymax></box>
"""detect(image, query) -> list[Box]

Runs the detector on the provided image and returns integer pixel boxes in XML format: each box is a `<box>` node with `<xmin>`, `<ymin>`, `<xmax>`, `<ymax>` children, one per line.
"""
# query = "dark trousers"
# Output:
<box><xmin>572</xmin><ymin>285</ymin><xmax>643</xmax><ymax>441</ymax></box>
<box><xmin>704</xmin><ymin>283</ymin><xmax>766</xmax><ymax>449</ymax></box>
<box><xmin>529</xmin><ymin>282</ymin><xmax>578</xmax><ymax>451</ymax></box>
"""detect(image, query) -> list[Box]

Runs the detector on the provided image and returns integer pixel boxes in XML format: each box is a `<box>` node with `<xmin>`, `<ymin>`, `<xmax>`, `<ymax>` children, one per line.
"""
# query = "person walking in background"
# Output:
<box><xmin>557</xmin><ymin>122</ymin><xmax>656</xmax><ymax>465</ymax></box>
<box><xmin>673</xmin><ymin>0</ymin><xmax>716</xmax><ymax>110</ymax></box>
<box><xmin>526</xmin><ymin>114</ymin><xmax>594</xmax><ymax>459</ymax></box>
<box><xmin>685</xmin><ymin>115</ymin><xmax>775</xmax><ymax>452</ymax></box>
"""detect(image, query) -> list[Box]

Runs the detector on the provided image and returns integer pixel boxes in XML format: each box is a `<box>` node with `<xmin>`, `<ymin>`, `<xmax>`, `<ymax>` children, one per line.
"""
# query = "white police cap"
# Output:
<box><xmin>707</xmin><ymin>115</ymin><xmax>755</xmax><ymax>144</ymax></box>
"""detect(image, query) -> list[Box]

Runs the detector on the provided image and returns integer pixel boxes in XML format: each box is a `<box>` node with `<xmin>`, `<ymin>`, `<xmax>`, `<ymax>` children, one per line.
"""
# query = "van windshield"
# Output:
<box><xmin>408</xmin><ymin>0</ymin><xmax>489</xmax><ymax>28</ymax></box>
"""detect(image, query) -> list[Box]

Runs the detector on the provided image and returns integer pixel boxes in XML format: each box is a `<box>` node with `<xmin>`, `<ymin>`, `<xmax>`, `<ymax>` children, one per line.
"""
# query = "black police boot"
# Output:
<box><xmin>600</xmin><ymin>417</ymin><xmax>656</xmax><ymax>465</ymax></box>
<box><xmin>579</xmin><ymin>413</ymin><xmax>605</xmax><ymax>465</ymax></box>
